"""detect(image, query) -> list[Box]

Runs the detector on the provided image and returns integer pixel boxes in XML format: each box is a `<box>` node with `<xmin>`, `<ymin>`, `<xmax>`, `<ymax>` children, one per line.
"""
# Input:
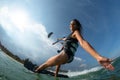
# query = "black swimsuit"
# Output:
<box><xmin>63</xmin><ymin>32</ymin><xmax>78</xmax><ymax>63</ymax></box>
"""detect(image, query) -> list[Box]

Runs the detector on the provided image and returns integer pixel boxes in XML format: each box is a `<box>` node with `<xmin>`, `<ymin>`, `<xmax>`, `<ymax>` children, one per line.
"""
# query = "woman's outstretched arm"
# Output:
<box><xmin>74</xmin><ymin>30</ymin><xmax>114</xmax><ymax>70</ymax></box>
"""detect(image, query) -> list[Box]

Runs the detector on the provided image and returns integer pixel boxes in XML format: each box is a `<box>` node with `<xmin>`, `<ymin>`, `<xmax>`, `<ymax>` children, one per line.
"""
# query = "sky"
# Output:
<box><xmin>0</xmin><ymin>0</ymin><xmax>120</xmax><ymax>71</ymax></box>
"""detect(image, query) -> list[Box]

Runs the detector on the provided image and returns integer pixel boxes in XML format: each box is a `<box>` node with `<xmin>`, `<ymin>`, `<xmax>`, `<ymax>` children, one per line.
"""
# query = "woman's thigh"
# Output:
<box><xmin>45</xmin><ymin>51</ymin><xmax>68</xmax><ymax>66</ymax></box>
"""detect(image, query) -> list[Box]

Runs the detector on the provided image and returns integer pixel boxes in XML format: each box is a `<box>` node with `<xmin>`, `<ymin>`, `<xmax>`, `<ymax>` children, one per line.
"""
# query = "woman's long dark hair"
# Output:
<box><xmin>72</xmin><ymin>19</ymin><xmax>82</xmax><ymax>34</ymax></box>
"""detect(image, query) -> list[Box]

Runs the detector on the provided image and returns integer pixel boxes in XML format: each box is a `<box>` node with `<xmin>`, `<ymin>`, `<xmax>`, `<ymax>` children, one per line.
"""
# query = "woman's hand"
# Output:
<box><xmin>97</xmin><ymin>57</ymin><xmax>114</xmax><ymax>70</ymax></box>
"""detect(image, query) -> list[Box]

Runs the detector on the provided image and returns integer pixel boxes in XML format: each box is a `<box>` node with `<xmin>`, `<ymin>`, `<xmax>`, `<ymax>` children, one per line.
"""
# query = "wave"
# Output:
<box><xmin>62</xmin><ymin>56</ymin><xmax>120</xmax><ymax>80</ymax></box>
<box><xmin>1</xmin><ymin>50</ymin><xmax>120</xmax><ymax>80</ymax></box>
<box><xmin>65</xmin><ymin>66</ymin><xmax>102</xmax><ymax>77</ymax></box>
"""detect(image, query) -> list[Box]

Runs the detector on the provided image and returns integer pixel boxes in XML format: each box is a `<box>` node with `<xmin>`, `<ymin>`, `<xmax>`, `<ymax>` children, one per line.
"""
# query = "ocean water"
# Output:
<box><xmin>0</xmin><ymin>50</ymin><xmax>120</xmax><ymax>80</ymax></box>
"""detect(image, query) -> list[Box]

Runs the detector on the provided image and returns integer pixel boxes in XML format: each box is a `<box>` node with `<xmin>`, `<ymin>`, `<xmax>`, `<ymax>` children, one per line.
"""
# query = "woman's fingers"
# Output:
<box><xmin>104</xmin><ymin>63</ymin><xmax>114</xmax><ymax>70</ymax></box>
<box><xmin>98</xmin><ymin>57</ymin><xmax>114</xmax><ymax>71</ymax></box>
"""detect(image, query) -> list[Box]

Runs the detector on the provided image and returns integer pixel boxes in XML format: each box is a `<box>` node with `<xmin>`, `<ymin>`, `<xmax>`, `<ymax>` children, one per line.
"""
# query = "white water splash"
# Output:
<box><xmin>64</xmin><ymin>66</ymin><xmax>102</xmax><ymax>77</ymax></box>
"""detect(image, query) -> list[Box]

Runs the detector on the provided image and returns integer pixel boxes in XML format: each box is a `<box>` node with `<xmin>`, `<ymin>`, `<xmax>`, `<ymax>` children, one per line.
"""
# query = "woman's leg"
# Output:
<box><xmin>35</xmin><ymin>51</ymin><xmax>68</xmax><ymax>72</ymax></box>
<box><xmin>55</xmin><ymin>65</ymin><xmax>61</xmax><ymax>77</ymax></box>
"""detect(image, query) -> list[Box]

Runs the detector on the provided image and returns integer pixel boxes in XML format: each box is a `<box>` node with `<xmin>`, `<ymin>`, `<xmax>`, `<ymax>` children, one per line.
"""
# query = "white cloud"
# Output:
<box><xmin>79</xmin><ymin>64</ymin><xmax>87</xmax><ymax>68</ymax></box>
<box><xmin>0</xmin><ymin>6</ymin><xmax>58</xmax><ymax>64</ymax></box>
<box><xmin>74</xmin><ymin>57</ymin><xmax>82</xmax><ymax>61</ymax></box>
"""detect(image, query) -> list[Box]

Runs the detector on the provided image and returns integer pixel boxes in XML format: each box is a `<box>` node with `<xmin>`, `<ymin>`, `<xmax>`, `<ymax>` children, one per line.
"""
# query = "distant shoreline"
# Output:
<box><xmin>0</xmin><ymin>42</ymin><xmax>69</xmax><ymax>73</ymax></box>
<box><xmin>0</xmin><ymin>42</ymin><xmax>25</xmax><ymax>64</ymax></box>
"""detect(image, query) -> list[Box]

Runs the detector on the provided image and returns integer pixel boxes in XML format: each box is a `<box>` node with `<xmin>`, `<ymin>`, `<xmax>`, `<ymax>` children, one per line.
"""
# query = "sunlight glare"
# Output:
<box><xmin>0</xmin><ymin>6</ymin><xmax>8</xmax><ymax>16</ymax></box>
<box><xmin>9</xmin><ymin>10</ymin><xmax>29</xmax><ymax>32</ymax></box>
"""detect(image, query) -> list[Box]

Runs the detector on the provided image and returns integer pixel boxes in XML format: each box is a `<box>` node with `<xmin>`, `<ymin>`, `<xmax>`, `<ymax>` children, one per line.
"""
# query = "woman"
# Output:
<box><xmin>35</xmin><ymin>19</ymin><xmax>114</xmax><ymax>77</ymax></box>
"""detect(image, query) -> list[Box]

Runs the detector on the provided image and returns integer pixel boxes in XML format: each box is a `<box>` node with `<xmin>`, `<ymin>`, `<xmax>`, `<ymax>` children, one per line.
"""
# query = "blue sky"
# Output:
<box><xmin>0</xmin><ymin>0</ymin><xmax>120</xmax><ymax>71</ymax></box>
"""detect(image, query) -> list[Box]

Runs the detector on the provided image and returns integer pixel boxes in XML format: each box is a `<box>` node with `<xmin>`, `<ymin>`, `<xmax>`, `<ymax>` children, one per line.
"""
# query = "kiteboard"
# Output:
<box><xmin>23</xmin><ymin>59</ymin><xmax>69</xmax><ymax>78</ymax></box>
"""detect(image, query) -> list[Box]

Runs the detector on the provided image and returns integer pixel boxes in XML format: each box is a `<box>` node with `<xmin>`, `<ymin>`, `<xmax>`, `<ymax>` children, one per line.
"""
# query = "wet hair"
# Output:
<box><xmin>72</xmin><ymin>19</ymin><xmax>82</xmax><ymax>34</ymax></box>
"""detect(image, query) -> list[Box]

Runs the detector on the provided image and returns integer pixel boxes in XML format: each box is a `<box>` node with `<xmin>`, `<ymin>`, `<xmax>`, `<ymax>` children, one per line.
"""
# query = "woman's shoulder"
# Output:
<box><xmin>72</xmin><ymin>30</ymin><xmax>79</xmax><ymax>38</ymax></box>
<box><xmin>72</xmin><ymin>30</ymin><xmax>83</xmax><ymax>39</ymax></box>
<box><xmin>73</xmin><ymin>30</ymin><xmax>80</xmax><ymax>35</ymax></box>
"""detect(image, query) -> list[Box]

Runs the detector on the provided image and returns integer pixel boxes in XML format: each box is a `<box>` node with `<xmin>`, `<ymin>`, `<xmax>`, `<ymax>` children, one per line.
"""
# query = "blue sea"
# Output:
<box><xmin>0</xmin><ymin>50</ymin><xmax>120</xmax><ymax>80</ymax></box>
